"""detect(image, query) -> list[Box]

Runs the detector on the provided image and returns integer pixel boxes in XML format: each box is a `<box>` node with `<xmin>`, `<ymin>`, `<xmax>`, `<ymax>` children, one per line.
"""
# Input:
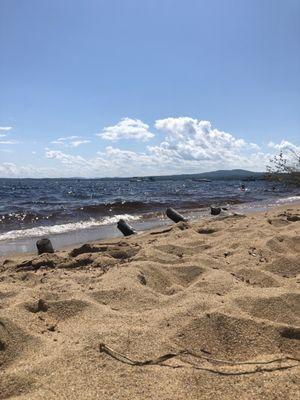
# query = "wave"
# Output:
<box><xmin>276</xmin><ymin>195</ymin><xmax>300</xmax><ymax>204</ymax></box>
<box><xmin>0</xmin><ymin>198</ymin><xmax>247</xmax><ymax>232</ymax></box>
<box><xmin>78</xmin><ymin>198</ymin><xmax>246</xmax><ymax>214</ymax></box>
<box><xmin>77</xmin><ymin>201</ymin><xmax>168</xmax><ymax>214</ymax></box>
<box><xmin>0</xmin><ymin>214</ymin><xmax>141</xmax><ymax>241</ymax></box>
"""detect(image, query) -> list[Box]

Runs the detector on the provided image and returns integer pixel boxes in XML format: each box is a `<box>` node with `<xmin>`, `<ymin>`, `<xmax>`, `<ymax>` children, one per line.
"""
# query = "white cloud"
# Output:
<box><xmin>97</xmin><ymin>118</ymin><xmax>155</xmax><ymax>141</ymax></box>
<box><xmin>1</xmin><ymin>117</ymin><xmax>299</xmax><ymax>178</ymax></box>
<box><xmin>270</xmin><ymin>140</ymin><xmax>300</xmax><ymax>152</ymax></box>
<box><xmin>51</xmin><ymin>136</ymin><xmax>91</xmax><ymax>147</ymax></box>
<box><xmin>46</xmin><ymin>150</ymin><xmax>88</xmax><ymax>166</ymax></box>
<box><xmin>249</xmin><ymin>142</ymin><xmax>260</xmax><ymax>150</ymax></box>
<box><xmin>266</xmin><ymin>140</ymin><xmax>300</xmax><ymax>168</ymax></box>
<box><xmin>0</xmin><ymin>162</ymin><xmax>57</xmax><ymax>178</ymax></box>
<box><xmin>151</xmin><ymin>117</ymin><xmax>249</xmax><ymax>166</ymax></box>
<box><xmin>0</xmin><ymin>126</ymin><xmax>18</xmax><ymax>144</ymax></box>
<box><xmin>70</xmin><ymin>140</ymin><xmax>91</xmax><ymax>147</ymax></box>
<box><xmin>47</xmin><ymin>117</ymin><xmax>269</xmax><ymax>175</ymax></box>
<box><xmin>0</xmin><ymin>140</ymin><xmax>18</xmax><ymax>145</ymax></box>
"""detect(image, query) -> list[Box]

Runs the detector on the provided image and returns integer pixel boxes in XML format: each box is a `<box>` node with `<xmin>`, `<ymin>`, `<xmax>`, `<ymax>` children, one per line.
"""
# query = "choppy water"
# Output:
<box><xmin>0</xmin><ymin>177</ymin><xmax>299</xmax><ymax>254</ymax></box>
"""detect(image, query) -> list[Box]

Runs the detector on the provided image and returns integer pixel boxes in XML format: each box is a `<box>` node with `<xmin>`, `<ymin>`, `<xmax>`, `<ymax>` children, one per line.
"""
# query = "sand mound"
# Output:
<box><xmin>174</xmin><ymin>311</ymin><xmax>282</xmax><ymax>360</ymax></box>
<box><xmin>236</xmin><ymin>292</ymin><xmax>300</xmax><ymax>325</ymax></box>
<box><xmin>0</xmin><ymin>318</ymin><xmax>37</xmax><ymax>368</ymax></box>
<box><xmin>25</xmin><ymin>299</ymin><xmax>89</xmax><ymax>320</ymax></box>
<box><xmin>266</xmin><ymin>235</ymin><xmax>300</xmax><ymax>254</ymax></box>
<box><xmin>265</xmin><ymin>255</ymin><xmax>300</xmax><ymax>277</ymax></box>
<box><xmin>233</xmin><ymin>268</ymin><xmax>281</xmax><ymax>287</ymax></box>
<box><xmin>0</xmin><ymin>373</ymin><xmax>33</xmax><ymax>400</ymax></box>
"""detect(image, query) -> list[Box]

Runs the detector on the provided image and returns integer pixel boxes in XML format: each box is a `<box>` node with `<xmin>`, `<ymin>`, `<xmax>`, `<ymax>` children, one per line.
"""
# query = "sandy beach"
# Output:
<box><xmin>0</xmin><ymin>203</ymin><xmax>299</xmax><ymax>399</ymax></box>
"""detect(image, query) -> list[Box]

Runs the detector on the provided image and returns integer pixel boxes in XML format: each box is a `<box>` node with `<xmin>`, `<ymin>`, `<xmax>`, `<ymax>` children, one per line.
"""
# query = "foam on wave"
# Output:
<box><xmin>0</xmin><ymin>214</ymin><xmax>141</xmax><ymax>241</ymax></box>
<box><xmin>276</xmin><ymin>195</ymin><xmax>300</xmax><ymax>204</ymax></box>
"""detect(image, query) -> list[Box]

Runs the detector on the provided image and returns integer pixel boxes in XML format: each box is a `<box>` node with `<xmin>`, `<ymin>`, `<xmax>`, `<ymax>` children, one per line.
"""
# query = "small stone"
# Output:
<box><xmin>37</xmin><ymin>299</ymin><xmax>48</xmax><ymax>312</ymax></box>
<box><xmin>47</xmin><ymin>325</ymin><xmax>56</xmax><ymax>332</ymax></box>
<box><xmin>137</xmin><ymin>273</ymin><xmax>147</xmax><ymax>285</ymax></box>
<box><xmin>201</xmin><ymin>348</ymin><xmax>211</xmax><ymax>354</ymax></box>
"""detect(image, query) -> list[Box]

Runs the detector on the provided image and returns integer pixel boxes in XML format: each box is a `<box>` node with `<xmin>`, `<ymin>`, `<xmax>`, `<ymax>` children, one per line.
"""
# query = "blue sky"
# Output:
<box><xmin>0</xmin><ymin>0</ymin><xmax>299</xmax><ymax>177</ymax></box>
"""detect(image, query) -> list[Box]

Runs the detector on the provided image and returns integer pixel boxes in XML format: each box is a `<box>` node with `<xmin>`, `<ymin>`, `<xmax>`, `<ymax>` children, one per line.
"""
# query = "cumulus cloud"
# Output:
<box><xmin>268</xmin><ymin>140</ymin><xmax>300</xmax><ymax>152</ymax></box>
<box><xmin>43</xmin><ymin>114</ymin><xmax>289</xmax><ymax>177</ymax></box>
<box><xmin>151</xmin><ymin>117</ymin><xmax>248</xmax><ymax>166</ymax></box>
<box><xmin>1</xmin><ymin>117</ymin><xmax>299</xmax><ymax>178</ymax></box>
<box><xmin>97</xmin><ymin>118</ymin><xmax>155</xmax><ymax>141</ymax></box>
<box><xmin>46</xmin><ymin>150</ymin><xmax>89</xmax><ymax>166</ymax></box>
<box><xmin>0</xmin><ymin>127</ymin><xmax>12</xmax><ymax>132</ymax></box>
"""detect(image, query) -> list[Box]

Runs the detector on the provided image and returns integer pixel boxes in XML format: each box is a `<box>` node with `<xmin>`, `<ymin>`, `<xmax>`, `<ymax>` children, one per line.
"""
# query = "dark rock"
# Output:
<box><xmin>117</xmin><ymin>219</ymin><xmax>136</xmax><ymax>236</ymax></box>
<box><xmin>69</xmin><ymin>244</ymin><xmax>107</xmax><ymax>257</ymax></box>
<box><xmin>210</xmin><ymin>206</ymin><xmax>221</xmax><ymax>215</ymax></box>
<box><xmin>36</xmin><ymin>238</ymin><xmax>54</xmax><ymax>255</ymax></box>
<box><xmin>166</xmin><ymin>208</ymin><xmax>187</xmax><ymax>223</ymax></box>
<box><xmin>37</xmin><ymin>299</ymin><xmax>48</xmax><ymax>312</ymax></box>
<box><xmin>287</xmin><ymin>215</ymin><xmax>300</xmax><ymax>222</ymax></box>
<box><xmin>198</xmin><ymin>228</ymin><xmax>216</xmax><ymax>234</ymax></box>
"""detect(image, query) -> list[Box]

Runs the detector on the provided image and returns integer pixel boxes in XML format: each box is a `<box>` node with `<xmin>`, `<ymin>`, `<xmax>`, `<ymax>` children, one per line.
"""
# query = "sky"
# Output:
<box><xmin>0</xmin><ymin>0</ymin><xmax>299</xmax><ymax>178</ymax></box>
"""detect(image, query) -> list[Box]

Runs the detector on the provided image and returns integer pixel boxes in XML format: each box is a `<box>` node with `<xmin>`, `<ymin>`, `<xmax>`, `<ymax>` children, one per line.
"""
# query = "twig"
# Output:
<box><xmin>186</xmin><ymin>350</ymin><xmax>300</xmax><ymax>365</ymax></box>
<box><xmin>99</xmin><ymin>343</ymin><xmax>300</xmax><ymax>376</ymax></box>
<box><xmin>99</xmin><ymin>343</ymin><xmax>182</xmax><ymax>365</ymax></box>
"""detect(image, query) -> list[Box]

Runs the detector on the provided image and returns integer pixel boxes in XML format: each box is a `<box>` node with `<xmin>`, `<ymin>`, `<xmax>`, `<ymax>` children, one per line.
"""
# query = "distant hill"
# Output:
<box><xmin>190</xmin><ymin>169</ymin><xmax>265</xmax><ymax>180</ymax></box>
<box><xmin>99</xmin><ymin>169</ymin><xmax>266</xmax><ymax>181</ymax></box>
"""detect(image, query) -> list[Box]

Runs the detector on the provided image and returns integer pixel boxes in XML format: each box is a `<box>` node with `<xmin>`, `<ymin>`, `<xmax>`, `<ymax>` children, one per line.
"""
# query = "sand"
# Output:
<box><xmin>0</xmin><ymin>204</ymin><xmax>299</xmax><ymax>399</ymax></box>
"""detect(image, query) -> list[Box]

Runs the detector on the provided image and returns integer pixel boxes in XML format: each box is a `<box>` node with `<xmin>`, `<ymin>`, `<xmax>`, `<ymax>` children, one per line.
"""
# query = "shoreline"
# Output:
<box><xmin>2</xmin><ymin>172</ymin><xmax>299</xmax><ymax>257</ymax></box>
<box><xmin>1</xmin><ymin>195</ymin><xmax>300</xmax><ymax>257</ymax></box>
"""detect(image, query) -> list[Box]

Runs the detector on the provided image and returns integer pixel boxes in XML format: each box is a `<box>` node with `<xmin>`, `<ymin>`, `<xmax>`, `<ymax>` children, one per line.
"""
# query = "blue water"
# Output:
<box><xmin>0</xmin><ymin>177</ymin><xmax>298</xmax><ymax>254</ymax></box>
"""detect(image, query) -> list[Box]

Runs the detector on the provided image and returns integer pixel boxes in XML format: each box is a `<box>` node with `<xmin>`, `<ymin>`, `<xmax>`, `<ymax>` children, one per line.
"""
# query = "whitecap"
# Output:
<box><xmin>0</xmin><ymin>214</ymin><xmax>140</xmax><ymax>241</ymax></box>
